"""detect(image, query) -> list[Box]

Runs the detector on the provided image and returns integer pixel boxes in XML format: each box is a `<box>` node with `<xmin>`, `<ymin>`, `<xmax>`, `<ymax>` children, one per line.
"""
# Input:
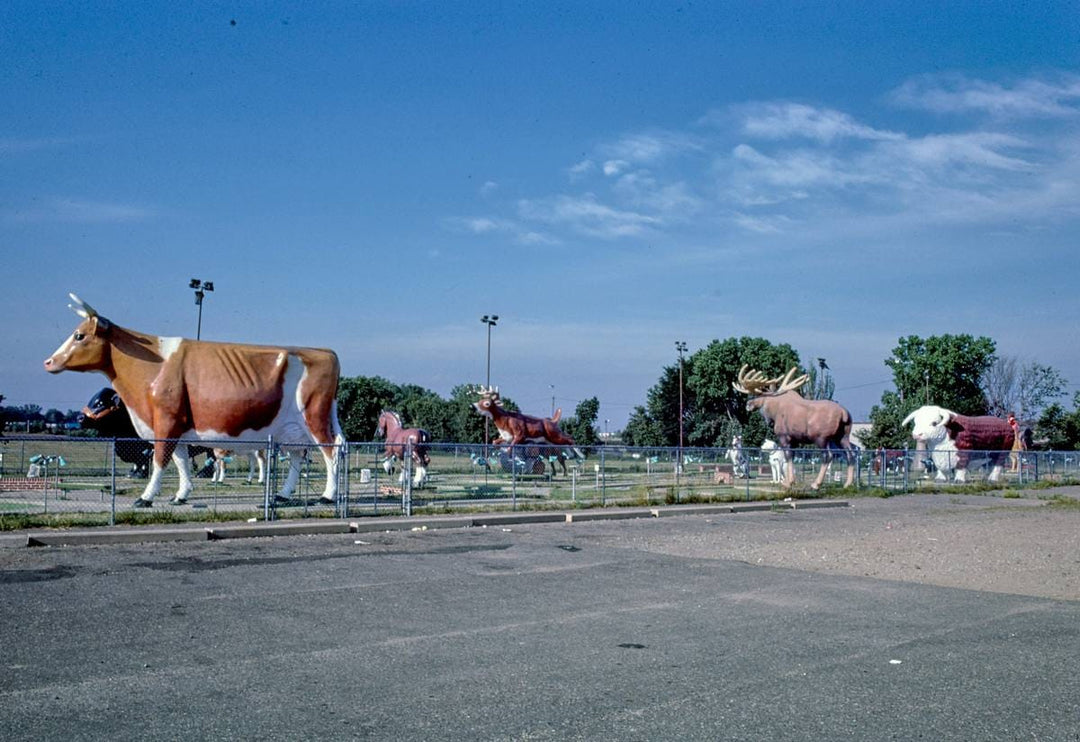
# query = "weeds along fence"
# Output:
<box><xmin>1</xmin><ymin>435</ymin><xmax>1076</xmax><ymax>526</ymax></box>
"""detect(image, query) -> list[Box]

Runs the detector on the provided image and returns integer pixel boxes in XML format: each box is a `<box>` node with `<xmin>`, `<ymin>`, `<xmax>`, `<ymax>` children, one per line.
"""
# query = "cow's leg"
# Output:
<box><xmin>170</xmin><ymin>447</ymin><xmax>194</xmax><ymax>503</ymax></box>
<box><xmin>276</xmin><ymin>450</ymin><xmax>304</xmax><ymax>501</ymax></box>
<box><xmin>413</xmin><ymin>462</ymin><xmax>427</xmax><ymax>488</ymax></box>
<box><xmin>842</xmin><ymin>446</ymin><xmax>855</xmax><ymax>488</ymax></box>
<box><xmin>136</xmin><ymin>439</ymin><xmax>177</xmax><ymax>506</ymax></box>
<box><xmin>383</xmin><ymin>455</ymin><xmax>395</xmax><ymax>476</ymax></box>
<box><xmin>988</xmin><ymin>465</ymin><xmax>1004</xmax><ymax>482</ymax></box>
<box><xmin>316</xmin><ymin>437</ymin><xmax>341</xmax><ymax>503</ymax></box>
<box><xmin>212</xmin><ymin>456</ymin><xmax>225</xmax><ymax>483</ymax></box>
<box><xmin>255</xmin><ymin>451</ymin><xmax>266</xmax><ymax>483</ymax></box>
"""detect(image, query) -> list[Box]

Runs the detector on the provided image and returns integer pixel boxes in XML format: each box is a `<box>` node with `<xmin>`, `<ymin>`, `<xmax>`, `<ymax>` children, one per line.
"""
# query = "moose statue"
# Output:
<box><xmin>472</xmin><ymin>386</ymin><xmax>580</xmax><ymax>476</ymax></box>
<box><xmin>732</xmin><ymin>365</ymin><xmax>855</xmax><ymax>489</ymax></box>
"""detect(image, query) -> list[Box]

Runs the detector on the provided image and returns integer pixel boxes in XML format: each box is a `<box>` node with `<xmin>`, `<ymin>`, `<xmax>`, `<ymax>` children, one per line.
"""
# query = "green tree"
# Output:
<box><xmin>622</xmin><ymin>405</ymin><xmax>664</xmax><ymax>447</ymax></box>
<box><xmin>687</xmin><ymin>337</ymin><xmax>801</xmax><ymax>447</ymax></box>
<box><xmin>563</xmin><ymin>396</ymin><xmax>600</xmax><ymax>448</ymax></box>
<box><xmin>336</xmin><ymin>375</ymin><xmax>397</xmax><ymax>441</ymax></box>
<box><xmin>627</xmin><ymin>337</ymin><xmax>802</xmax><ymax>448</ymax></box>
<box><xmin>866</xmin><ymin>334</ymin><xmax>997</xmax><ymax>449</ymax></box>
<box><xmin>1036</xmin><ymin>393</ymin><xmax>1080</xmax><ymax>450</ymax></box>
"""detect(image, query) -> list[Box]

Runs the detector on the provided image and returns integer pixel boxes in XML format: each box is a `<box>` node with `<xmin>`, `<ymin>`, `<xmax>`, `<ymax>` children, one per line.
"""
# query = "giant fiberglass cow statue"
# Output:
<box><xmin>45</xmin><ymin>294</ymin><xmax>343</xmax><ymax>507</ymax></box>
<box><xmin>902</xmin><ymin>405</ymin><xmax>1014</xmax><ymax>482</ymax></box>
<box><xmin>732</xmin><ymin>365</ymin><xmax>855</xmax><ymax>489</ymax></box>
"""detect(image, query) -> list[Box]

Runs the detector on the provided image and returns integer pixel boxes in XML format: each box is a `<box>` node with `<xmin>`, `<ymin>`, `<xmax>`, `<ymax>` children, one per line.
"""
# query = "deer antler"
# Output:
<box><xmin>475</xmin><ymin>385</ymin><xmax>500</xmax><ymax>400</ymax></box>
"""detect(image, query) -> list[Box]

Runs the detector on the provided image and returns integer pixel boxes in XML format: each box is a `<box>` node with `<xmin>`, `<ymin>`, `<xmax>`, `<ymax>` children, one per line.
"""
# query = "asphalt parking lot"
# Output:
<box><xmin>1</xmin><ymin>499</ymin><xmax>1078</xmax><ymax>741</ymax></box>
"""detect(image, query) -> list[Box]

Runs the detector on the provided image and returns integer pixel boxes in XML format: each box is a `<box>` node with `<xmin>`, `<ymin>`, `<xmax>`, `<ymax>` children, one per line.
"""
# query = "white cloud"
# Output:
<box><xmin>463</xmin><ymin>72</ymin><xmax>1080</xmax><ymax>245</ymax></box>
<box><xmin>568</xmin><ymin>159</ymin><xmax>595</xmax><ymax>179</ymax></box>
<box><xmin>597</xmin><ymin>130</ymin><xmax>701</xmax><ymax>165</ymax></box>
<box><xmin>517</xmin><ymin>194</ymin><xmax>660</xmax><ymax>239</ymax></box>
<box><xmin>6</xmin><ymin>197</ymin><xmax>157</xmax><ymax>223</ymax></box>
<box><xmin>443</xmin><ymin>215</ymin><xmax>560</xmax><ymax>244</ymax></box>
<box><xmin>890</xmin><ymin>73</ymin><xmax>1080</xmax><ymax>118</ymax></box>
<box><xmin>738</xmin><ymin>102</ymin><xmax>903</xmax><ymax>142</ymax></box>
<box><xmin>602</xmin><ymin>159</ymin><xmax>629</xmax><ymax>176</ymax></box>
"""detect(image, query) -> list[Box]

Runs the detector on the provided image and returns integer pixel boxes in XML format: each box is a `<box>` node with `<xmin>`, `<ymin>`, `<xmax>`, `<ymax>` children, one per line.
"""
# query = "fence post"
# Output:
<box><xmin>403</xmin><ymin>440</ymin><xmax>413</xmax><ymax>517</ymax></box>
<box><xmin>263</xmin><ymin>435</ymin><xmax>274</xmax><ymax>521</ymax></box>
<box><xmin>341</xmin><ymin>441</ymin><xmax>350</xmax><ymax>518</ymax></box>
<box><xmin>511</xmin><ymin>449</ymin><xmax>517</xmax><ymax>511</ymax></box>
<box><xmin>600</xmin><ymin>446</ymin><xmax>606</xmax><ymax>506</ymax></box>
<box><xmin>110</xmin><ymin>440</ymin><xmax>117</xmax><ymax>526</ymax></box>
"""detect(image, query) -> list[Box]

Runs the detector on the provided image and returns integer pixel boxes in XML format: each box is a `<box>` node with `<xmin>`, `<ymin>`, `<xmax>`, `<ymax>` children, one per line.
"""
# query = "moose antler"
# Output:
<box><xmin>774</xmin><ymin>367</ymin><xmax>810</xmax><ymax>394</ymax></box>
<box><xmin>732</xmin><ymin>365</ymin><xmax>774</xmax><ymax>395</ymax></box>
<box><xmin>732</xmin><ymin>365</ymin><xmax>809</xmax><ymax>396</ymax></box>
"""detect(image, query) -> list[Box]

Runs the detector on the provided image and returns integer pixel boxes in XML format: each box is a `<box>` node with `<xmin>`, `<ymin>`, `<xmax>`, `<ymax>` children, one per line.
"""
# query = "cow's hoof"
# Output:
<box><xmin>272</xmin><ymin>495</ymin><xmax>294</xmax><ymax>506</ymax></box>
<box><xmin>132</xmin><ymin>498</ymin><xmax>153</xmax><ymax>508</ymax></box>
<box><xmin>318</xmin><ymin>496</ymin><xmax>335</xmax><ymax>505</ymax></box>
<box><xmin>170</xmin><ymin>497</ymin><xmax>187</xmax><ymax>506</ymax></box>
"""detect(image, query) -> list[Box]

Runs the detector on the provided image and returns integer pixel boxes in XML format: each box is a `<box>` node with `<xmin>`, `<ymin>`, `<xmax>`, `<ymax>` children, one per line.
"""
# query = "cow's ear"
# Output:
<box><xmin>944</xmin><ymin>415</ymin><xmax>963</xmax><ymax>434</ymax></box>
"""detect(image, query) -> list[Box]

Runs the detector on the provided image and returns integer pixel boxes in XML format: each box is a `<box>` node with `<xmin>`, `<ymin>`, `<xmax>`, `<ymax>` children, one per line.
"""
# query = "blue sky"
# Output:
<box><xmin>4</xmin><ymin>1</ymin><xmax>1079</xmax><ymax>429</ymax></box>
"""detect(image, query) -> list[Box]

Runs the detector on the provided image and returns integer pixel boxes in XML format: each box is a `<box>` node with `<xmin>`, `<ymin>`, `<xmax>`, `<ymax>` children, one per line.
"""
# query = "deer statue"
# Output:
<box><xmin>732</xmin><ymin>365</ymin><xmax>855</xmax><ymax>489</ymax></box>
<box><xmin>472</xmin><ymin>386</ymin><xmax>580</xmax><ymax>475</ymax></box>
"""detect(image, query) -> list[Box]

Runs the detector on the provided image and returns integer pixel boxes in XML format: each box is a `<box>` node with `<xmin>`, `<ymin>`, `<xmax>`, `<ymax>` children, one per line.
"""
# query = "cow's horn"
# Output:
<box><xmin>68</xmin><ymin>293</ymin><xmax>97</xmax><ymax>319</ymax></box>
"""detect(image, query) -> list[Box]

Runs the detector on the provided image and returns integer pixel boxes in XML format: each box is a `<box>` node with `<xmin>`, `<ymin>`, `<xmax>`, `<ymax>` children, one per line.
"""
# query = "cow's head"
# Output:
<box><xmin>44</xmin><ymin>294</ymin><xmax>113</xmax><ymax>374</ymax></box>
<box><xmin>472</xmin><ymin>385</ymin><xmax>501</xmax><ymax>419</ymax></box>
<box><xmin>902</xmin><ymin>405</ymin><xmax>955</xmax><ymax>444</ymax></box>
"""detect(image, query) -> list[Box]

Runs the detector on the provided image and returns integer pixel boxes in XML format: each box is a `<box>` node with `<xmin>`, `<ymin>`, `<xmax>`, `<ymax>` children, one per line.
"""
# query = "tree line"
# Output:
<box><xmin>5</xmin><ymin>332</ymin><xmax>1079</xmax><ymax>450</ymax></box>
<box><xmin>622</xmin><ymin>334</ymin><xmax>1078</xmax><ymax>451</ymax></box>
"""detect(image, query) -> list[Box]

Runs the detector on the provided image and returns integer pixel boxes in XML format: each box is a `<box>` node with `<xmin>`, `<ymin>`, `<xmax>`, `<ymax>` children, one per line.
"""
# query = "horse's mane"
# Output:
<box><xmin>380</xmin><ymin>410</ymin><xmax>404</xmax><ymax>427</ymax></box>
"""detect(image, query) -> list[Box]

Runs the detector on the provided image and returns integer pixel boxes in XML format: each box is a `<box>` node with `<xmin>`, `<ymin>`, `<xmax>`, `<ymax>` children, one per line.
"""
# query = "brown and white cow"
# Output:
<box><xmin>903</xmin><ymin>405</ymin><xmax>1014</xmax><ymax>482</ymax></box>
<box><xmin>45</xmin><ymin>294</ymin><xmax>343</xmax><ymax>506</ymax></box>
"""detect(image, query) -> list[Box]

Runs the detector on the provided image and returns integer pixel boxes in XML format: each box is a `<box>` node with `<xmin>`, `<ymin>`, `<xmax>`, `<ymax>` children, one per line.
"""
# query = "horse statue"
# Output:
<box><xmin>374</xmin><ymin>410</ymin><xmax>431</xmax><ymax>487</ymax></box>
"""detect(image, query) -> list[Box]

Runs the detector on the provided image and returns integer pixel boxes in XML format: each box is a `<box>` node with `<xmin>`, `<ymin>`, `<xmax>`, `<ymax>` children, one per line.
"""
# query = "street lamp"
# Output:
<box><xmin>675</xmin><ymin>341</ymin><xmax>687</xmax><ymax>470</ymax></box>
<box><xmin>480</xmin><ymin>315</ymin><xmax>499</xmax><ymax>451</ymax></box>
<box><xmin>189</xmin><ymin>278</ymin><xmax>214</xmax><ymax>340</ymax></box>
<box><xmin>550</xmin><ymin>384</ymin><xmax>556</xmax><ymax>417</ymax></box>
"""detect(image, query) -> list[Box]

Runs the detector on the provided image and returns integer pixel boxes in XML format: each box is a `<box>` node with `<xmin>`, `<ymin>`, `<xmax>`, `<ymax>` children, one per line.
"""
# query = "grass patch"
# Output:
<box><xmin>1046</xmin><ymin>495</ymin><xmax>1080</xmax><ymax>510</ymax></box>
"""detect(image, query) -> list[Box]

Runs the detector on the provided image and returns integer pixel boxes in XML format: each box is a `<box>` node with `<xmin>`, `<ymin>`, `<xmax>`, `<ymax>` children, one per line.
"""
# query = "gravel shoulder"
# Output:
<box><xmin>586</xmin><ymin>488</ymin><xmax>1080</xmax><ymax>602</ymax></box>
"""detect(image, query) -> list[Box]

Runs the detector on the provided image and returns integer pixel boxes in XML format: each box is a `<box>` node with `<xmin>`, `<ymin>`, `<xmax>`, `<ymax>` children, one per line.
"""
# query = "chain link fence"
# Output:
<box><xmin>1</xmin><ymin>435</ymin><xmax>1077</xmax><ymax>525</ymax></box>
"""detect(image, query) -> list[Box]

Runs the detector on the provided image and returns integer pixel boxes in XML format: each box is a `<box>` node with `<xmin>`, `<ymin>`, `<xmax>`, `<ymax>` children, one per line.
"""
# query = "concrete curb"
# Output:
<box><xmin>14</xmin><ymin>500</ymin><xmax>850</xmax><ymax>548</ymax></box>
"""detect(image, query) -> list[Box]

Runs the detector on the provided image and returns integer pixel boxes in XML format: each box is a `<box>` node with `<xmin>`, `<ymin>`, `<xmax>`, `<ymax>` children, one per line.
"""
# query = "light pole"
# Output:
<box><xmin>550</xmin><ymin>384</ymin><xmax>556</xmax><ymax>417</ymax></box>
<box><xmin>481</xmin><ymin>315</ymin><xmax>499</xmax><ymax>451</ymax></box>
<box><xmin>675</xmin><ymin>341</ymin><xmax>687</xmax><ymax>472</ymax></box>
<box><xmin>189</xmin><ymin>278</ymin><xmax>214</xmax><ymax>340</ymax></box>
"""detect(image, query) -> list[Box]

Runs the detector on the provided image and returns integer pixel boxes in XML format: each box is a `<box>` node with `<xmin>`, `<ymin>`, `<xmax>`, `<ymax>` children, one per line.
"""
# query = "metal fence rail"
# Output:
<box><xmin>1</xmin><ymin>435</ymin><xmax>1076</xmax><ymax>525</ymax></box>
